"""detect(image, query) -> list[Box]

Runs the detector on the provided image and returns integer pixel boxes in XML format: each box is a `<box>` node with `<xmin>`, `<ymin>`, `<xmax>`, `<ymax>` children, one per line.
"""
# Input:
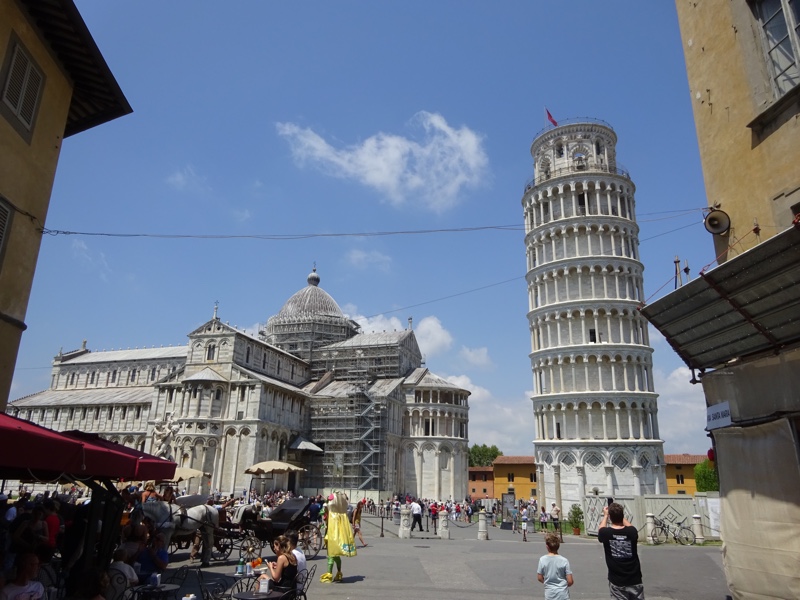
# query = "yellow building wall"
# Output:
<box><xmin>665</xmin><ymin>464</ymin><xmax>699</xmax><ymax>495</ymax></box>
<box><xmin>675</xmin><ymin>1</ymin><xmax>800</xmax><ymax>264</ymax></box>
<box><xmin>0</xmin><ymin>0</ymin><xmax>73</xmax><ymax>408</ymax></box>
<box><xmin>493</xmin><ymin>464</ymin><xmax>537</xmax><ymax>500</ymax></box>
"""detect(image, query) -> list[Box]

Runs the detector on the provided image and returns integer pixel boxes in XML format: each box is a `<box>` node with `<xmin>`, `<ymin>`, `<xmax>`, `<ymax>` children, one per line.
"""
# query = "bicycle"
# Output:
<box><xmin>651</xmin><ymin>516</ymin><xmax>696</xmax><ymax>545</ymax></box>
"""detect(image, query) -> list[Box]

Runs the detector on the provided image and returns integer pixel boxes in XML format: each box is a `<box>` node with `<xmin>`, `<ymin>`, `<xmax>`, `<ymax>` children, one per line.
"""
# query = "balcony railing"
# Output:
<box><xmin>524</xmin><ymin>161</ymin><xmax>631</xmax><ymax>192</ymax></box>
<box><xmin>532</xmin><ymin>117</ymin><xmax>615</xmax><ymax>140</ymax></box>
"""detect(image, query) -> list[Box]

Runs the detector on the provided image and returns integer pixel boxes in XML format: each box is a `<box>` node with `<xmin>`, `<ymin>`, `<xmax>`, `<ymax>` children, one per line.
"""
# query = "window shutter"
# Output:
<box><xmin>19</xmin><ymin>67</ymin><xmax>42</xmax><ymax>127</ymax></box>
<box><xmin>2</xmin><ymin>46</ymin><xmax>27</xmax><ymax>111</ymax></box>
<box><xmin>2</xmin><ymin>44</ymin><xmax>42</xmax><ymax>130</ymax></box>
<box><xmin>0</xmin><ymin>200</ymin><xmax>10</xmax><ymax>253</ymax></box>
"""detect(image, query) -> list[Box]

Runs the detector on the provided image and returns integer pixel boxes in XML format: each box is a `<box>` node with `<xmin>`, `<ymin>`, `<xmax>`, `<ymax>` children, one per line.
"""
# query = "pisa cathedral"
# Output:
<box><xmin>8</xmin><ymin>269</ymin><xmax>470</xmax><ymax>501</ymax></box>
<box><xmin>523</xmin><ymin>119</ymin><xmax>667</xmax><ymax>510</ymax></box>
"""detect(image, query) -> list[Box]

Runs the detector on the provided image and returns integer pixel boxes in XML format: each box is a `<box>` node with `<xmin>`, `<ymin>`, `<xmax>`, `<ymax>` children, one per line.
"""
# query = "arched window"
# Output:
<box><xmin>70</xmin><ymin>373</ymin><xmax>76</xmax><ymax>385</ymax></box>
<box><xmin>207</xmin><ymin>345</ymin><xmax>216</xmax><ymax>360</ymax></box>
<box><xmin>246</xmin><ymin>346</ymin><xmax>251</xmax><ymax>363</ymax></box>
<box><xmin>130</xmin><ymin>369</ymin><xmax>137</xmax><ymax>382</ymax></box>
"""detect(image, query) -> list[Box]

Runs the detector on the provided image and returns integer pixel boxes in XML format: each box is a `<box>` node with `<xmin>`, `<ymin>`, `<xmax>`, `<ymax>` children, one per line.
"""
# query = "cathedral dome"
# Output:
<box><xmin>274</xmin><ymin>268</ymin><xmax>344</xmax><ymax>319</ymax></box>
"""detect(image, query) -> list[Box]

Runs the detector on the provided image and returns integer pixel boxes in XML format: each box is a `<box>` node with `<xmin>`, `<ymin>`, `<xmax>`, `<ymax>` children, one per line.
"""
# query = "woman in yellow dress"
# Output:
<box><xmin>320</xmin><ymin>491</ymin><xmax>356</xmax><ymax>582</ymax></box>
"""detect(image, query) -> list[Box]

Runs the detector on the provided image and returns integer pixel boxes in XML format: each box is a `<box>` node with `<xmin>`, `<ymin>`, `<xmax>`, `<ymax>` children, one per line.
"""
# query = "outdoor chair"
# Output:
<box><xmin>229</xmin><ymin>575</ymin><xmax>259</xmax><ymax>595</ymax></box>
<box><xmin>163</xmin><ymin>565</ymin><xmax>190</xmax><ymax>591</ymax></box>
<box><xmin>294</xmin><ymin>565</ymin><xmax>315</xmax><ymax>597</ymax></box>
<box><xmin>107</xmin><ymin>569</ymin><xmax>133</xmax><ymax>600</ymax></box>
<box><xmin>194</xmin><ymin>568</ymin><xmax>229</xmax><ymax>600</ymax></box>
<box><xmin>34</xmin><ymin>562</ymin><xmax>66</xmax><ymax>599</ymax></box>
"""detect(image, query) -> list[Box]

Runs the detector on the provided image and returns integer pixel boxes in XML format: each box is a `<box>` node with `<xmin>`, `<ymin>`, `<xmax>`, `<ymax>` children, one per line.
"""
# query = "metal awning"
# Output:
<box><xmin>289</xmin><ymin>436</ymin><xmax>323</xmax><ymax>452</ymax></box>
<box><xmin>640</xmin><ymin>225</ymin><xmax>800</xmax><ymax>370</ymax></box>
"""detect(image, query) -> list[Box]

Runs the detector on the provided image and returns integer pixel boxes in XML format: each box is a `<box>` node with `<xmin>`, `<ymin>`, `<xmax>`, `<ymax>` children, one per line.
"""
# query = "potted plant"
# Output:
<box><xmin>567</xmin><ymin>503</ymin><xmax>584</xmax><ymax>535</ymax></box>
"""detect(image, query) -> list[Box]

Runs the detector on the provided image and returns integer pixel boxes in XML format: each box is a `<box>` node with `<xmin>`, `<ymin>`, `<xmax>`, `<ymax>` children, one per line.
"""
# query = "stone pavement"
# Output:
<box><xmin>169</xmin><ymin>513</ymin><xmax>730</xmax><ymax>600</ymax></box>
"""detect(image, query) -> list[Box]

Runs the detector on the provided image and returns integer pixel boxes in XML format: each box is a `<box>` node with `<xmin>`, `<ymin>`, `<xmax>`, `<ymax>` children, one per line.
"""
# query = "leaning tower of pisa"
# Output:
<box><xmin>522</xmin><ymin>119</ymin><xmax>666</xmax><ymax>511</ymax></box>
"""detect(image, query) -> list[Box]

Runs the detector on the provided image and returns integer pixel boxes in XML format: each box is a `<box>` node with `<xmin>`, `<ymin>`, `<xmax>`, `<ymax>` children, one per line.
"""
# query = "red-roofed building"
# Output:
<box><xmin>664</xmin><ymin>454</ymin><xmax>706</xmax><ymax>495</ymax></box>
<box><xmin>468</xmin><ymin>466</ymin><xmax>494</xmax><ymax>500</ymax></box>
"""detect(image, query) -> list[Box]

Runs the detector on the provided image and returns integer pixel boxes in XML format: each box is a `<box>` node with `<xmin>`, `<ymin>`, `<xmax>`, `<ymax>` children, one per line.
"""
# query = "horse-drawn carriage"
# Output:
<box><xmin>136</xmin><ymin>497</ymin><xmax>323</xmax><ymax>564</ymax></box>
<box><xmin>228</xmin><ymin>497</ymin><xmax>323</xmax><ymax>561</ymax></box>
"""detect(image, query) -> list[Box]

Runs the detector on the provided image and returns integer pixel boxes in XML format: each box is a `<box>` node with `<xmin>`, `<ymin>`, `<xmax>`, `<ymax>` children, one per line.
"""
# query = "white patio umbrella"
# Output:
<box><xmin>165</xmin><ymin>466</ymin><xmax>209</xmax><ymax>482</ymax></box>
<box><xmin>244</xmin><ymin>460</ymin><xmax>306</xmax><ymax>476</ymax></box>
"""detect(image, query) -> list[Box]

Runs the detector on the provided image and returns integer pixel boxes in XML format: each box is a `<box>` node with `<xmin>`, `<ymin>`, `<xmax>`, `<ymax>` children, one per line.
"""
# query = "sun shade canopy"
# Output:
<box><xmin>244</xmin><ymin>460</ymin><xmax>306</xmax><ymax>475</ymax></box>
<box><xmin>0</xmin><ymin>413</ymin><xmax>175</xmax><ymax>481</ymax></box>
<box><xmin>640</xmin><ymin>226</ymin><xmax>800</xmax><ymax>370</ymax></box>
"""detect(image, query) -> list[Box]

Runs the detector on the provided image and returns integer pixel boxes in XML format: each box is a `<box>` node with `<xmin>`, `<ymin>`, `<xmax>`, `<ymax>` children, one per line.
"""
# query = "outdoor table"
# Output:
<box><xmin>130</xmin><ymin>583</ymin><xmax>180</xmax><ymax>600</ymax></box>
<box><xmin>231</xmin><ymin>588</ymin><xmax>292</xmax><ymax>600</ymax></box>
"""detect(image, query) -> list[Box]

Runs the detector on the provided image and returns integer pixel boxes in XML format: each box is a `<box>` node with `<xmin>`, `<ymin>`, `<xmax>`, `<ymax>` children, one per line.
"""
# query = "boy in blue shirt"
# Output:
<box><xmin>537</xmin><ymin>532</ymin><xmax>574</xmax><ymax>600</ymax></box>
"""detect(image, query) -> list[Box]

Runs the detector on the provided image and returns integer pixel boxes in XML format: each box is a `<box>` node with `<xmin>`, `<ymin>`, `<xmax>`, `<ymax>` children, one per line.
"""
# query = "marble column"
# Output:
<box><xmin>537</xmin><ymin>463</ymin><xmax>546</xmax><ymax>509</ymax></box>
<box><xmin>553</xmin><ymin>465</ymin><xmax>562</xmax><ymax>512</ymax></box>
<box><xmin>605</xmin><ymin>465</ymin><xmax>614</xmax><ymax>495</ymax></box>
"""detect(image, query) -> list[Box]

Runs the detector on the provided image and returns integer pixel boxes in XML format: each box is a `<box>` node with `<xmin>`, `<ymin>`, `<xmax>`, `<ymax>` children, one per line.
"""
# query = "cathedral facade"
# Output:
<box><xmin>522</xmin><ymin>120</ymin><xmax>667</xmax><ymax>510</ymax></box>
<box><xmin>9</xmin><ymin>270</ymin><xmax>470</xmax><ymax>501</ymax></box>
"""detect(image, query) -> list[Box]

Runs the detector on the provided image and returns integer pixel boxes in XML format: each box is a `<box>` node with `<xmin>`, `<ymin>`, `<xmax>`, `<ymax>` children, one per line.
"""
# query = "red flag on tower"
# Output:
<box><xmin>546</xmin><ymin>108</ymin><xmax>558</xmax><ymax>127</ymax></box>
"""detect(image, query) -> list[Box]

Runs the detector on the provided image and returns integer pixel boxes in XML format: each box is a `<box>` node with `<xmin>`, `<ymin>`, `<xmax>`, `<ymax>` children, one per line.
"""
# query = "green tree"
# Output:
<box><xmin>694</xmin><ymin>459</ymin><xmax>719</xmax><ymax>492</ymax></box>
<box><xmin>469</xmin><ymin>444</ymin><xmax>503</xmax><ymax>467</ymax></box>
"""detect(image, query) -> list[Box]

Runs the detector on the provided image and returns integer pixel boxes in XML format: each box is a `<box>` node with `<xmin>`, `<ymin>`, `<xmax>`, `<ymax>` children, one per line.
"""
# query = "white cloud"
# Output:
<box><xmin>654</xmin><ymin>365</ymin><xmax>709</xmax><ymax>454</ymax></box>
<box><xmin>232</xmin><ymin>208</ymin><xmax>252</xmax><ymax>222</ymax></box>
<box><xmin>446</xmin><ymin>374</ymin><xmax>535</xmax><ymax>456</ymax></box>
<box><xmin>276</xmin><ymin>111</ymin><xmax>488</xmax><ymax>213</ymax></box>
<box><xmin>341</xmin><ymin>308</ymin><xmax>452</xmax><ymax>357</ymax></box>
<box><xmin>414</xmin><ymin>316</ymin><xmax>453</xmax><ymax>357</ymax></box>
<box><xmin>458</xmin><ymin>346</ymin><xmax>493</xmax><ymax>369</ymax></box>
<box><xmin>342</xmin><ymin>304</ymin><xmax>406</xmax><ymax>334</ymax></box>
<box><xmin>346</xmin><ymin>249</ymin><xmax>391</xmax><ymax>271</ymax></box>
<box><xmin>166</xmin><ymin>165</ymin><xmax>210</xmax><ymax>193</ymax></box>
<box><xmin>72</xmin><ymin>239</ymin><xmax>111</xmax><ymax>282</ymax></box>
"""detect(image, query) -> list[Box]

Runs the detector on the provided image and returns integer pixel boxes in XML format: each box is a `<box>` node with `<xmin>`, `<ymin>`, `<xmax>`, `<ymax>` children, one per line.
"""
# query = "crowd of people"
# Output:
<box><xmin>0</xmin><ymin>483</ymin><xmax>307</xmax><ymax>600</ymax></box>
<box><xmin>0</xmin><ymin>488</ymin><xmax>95</xmax><ymax>600</ymax></box>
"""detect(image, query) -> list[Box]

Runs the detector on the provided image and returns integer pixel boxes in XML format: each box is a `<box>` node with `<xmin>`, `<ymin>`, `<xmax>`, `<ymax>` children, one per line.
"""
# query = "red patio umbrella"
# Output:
<box><xmin>0</xmin><ymin>413</ymin><xmax>175</xmax><ymax>482</ymax></box>
<box><xmin>63</xmin><ymin>430</ymin><xmax>176</xmax><ymax>481</ymax></box>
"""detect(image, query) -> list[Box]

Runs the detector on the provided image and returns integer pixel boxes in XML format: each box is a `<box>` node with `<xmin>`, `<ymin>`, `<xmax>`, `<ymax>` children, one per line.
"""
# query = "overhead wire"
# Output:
<box><xmin>39</xmin><ymin>224</ymin><xmax>524</xmax><ymax>239</ymax></box>
<box><xmin>15</xmin><ymin>209</ymin><xmax>705</xmax><ymax>372</ymax></box>
<box><xmin>36</xmin><ymin>207</ymin><xmax>703</xmax><ymax>240</ymax></box>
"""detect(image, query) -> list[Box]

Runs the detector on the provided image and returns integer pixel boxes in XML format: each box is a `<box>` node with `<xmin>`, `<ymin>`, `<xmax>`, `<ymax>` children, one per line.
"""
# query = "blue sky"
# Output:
<box><xmin>11</xmin><ymin>1</ymin><xmax>712</xmax><ymax>456</ymax></box>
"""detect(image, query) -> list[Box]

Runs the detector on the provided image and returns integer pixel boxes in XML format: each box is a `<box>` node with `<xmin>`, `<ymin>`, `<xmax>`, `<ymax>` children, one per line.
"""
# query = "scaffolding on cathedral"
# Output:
<box><xmin>306</xmin><ymin>368</ymin><xmax>387</xmax><ymax>491</ymax></box>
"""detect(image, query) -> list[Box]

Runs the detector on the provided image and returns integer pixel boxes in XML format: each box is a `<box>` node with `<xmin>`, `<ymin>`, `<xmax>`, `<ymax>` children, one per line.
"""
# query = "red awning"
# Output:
<box><xmin>0</xmin><ymin>413</ymin><xmax>175</xmax><ymax>482</ymax></box>
<box><xmin>63</xmin><ymin>430</ymin><xmax>176</xmax><ymax>481</ymax></box>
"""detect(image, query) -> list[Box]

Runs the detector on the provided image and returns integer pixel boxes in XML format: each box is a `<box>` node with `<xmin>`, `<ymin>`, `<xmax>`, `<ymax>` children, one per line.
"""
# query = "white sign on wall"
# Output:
<box><xmin>706</xmin><ymin>401</ymin><xmax>732</xmax><ymax>430</ymax></box>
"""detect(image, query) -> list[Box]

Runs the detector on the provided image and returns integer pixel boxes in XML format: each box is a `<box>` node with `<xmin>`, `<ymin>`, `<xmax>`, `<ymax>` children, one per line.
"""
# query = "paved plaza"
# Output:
<box><xmin>172</xmin><ymin>513</ymin><xmax>729</xmax><ymax>600</ymax></box>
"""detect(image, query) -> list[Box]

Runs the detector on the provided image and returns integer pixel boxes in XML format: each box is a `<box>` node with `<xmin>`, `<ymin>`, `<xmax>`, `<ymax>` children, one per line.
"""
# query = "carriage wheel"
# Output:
<box><xmin>239</xmin><ymin>535</ymin><xmax>262</xmax><ymax>562</ymax></box>
<box><xmin>169</xmin><ymin>538</ymin><xmax>191</xmax><ymax>557</ymax></box>
<box><xmin>211</xmin><ymin>532</ymin><xmax>234</xmax><ymax>562</ymax></box>
<box><xmin>298</xmin><ymin>524</ymin><xmax>322</xmax><ymax>560</ymax></box>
